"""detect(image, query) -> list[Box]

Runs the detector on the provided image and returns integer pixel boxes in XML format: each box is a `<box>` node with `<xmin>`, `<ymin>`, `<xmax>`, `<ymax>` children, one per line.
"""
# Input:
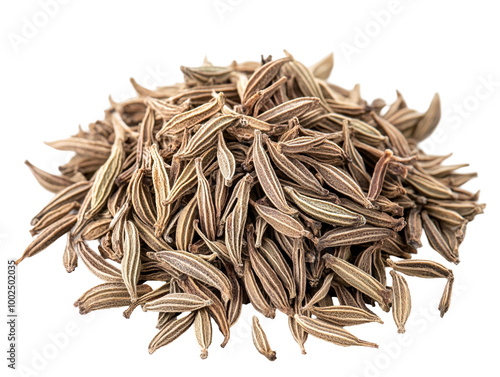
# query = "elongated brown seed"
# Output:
<box><xmin>149</xmin><ymin>251</ymin><xmax>232</xmax><ymax>303</ymax></box>
<box><xmin>294</xmin><ymin>314</ymin><xmax>378</xmax><ymax>348</ymax></box>
<box><xmin>252</xmin><ymin>316</ymin><xmax>277</xmax><ymax>361</ymax></box>
<box><xmin>323</xmin><ymin>254</ymin><xmax>391</xmax><ymax>308</ymax></box>
<box><xmin>148</xmin><ymin>312</ymin><xmax>196</xmax><ymax>354</ymax></box>
<box><xmin>194</xmin><ymin>308</ymin><xmax>212</xmax><ymax>359</ymax></box>
<box><xmin>390</xmin><ymin>270</ymin><xmax>411</xmax><ymax>333</ymax></box>
<box><xmin>19</xmin><ymin>53</ymin><xmax>483</xmax><ymax>360</ymax></box>
<box><xmin>143</xmin><ymin>293</ymin><xmax>212</xmax><ymax>313</ymax></box>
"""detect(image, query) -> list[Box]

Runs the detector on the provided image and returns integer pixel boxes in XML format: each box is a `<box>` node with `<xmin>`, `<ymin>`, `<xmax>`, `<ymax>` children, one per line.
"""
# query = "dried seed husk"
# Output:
<box><xmin>421</xmin><ymin>210</ymin><xmax>459</xmax><ymax>264</ymax></box>
<box><xmin>338</xmin><ymin>198</ymin><xmax>405</xmax><ymax>231</ymax></box>
<box><xmin>177</xmin><ymin>276</ymin><xmax>230</xmax><ymax>347</ymax></box>
<box><xmin>31</xmin><ymin>181</ymin><xmax>91</xmax><ymax>226</ymax></box>
<box><xmin>295</xmin><ymin>154</ymin><xmax>373</xmax><ymax>208</ymax></box>
<box><xmin>316</xmin><ymin>226</ymin><xmax>397</xmax><ymax>250</ymax></box>
<box><xmin>177</xmin><ymin>115</ymin><xmax>236</xmax><ymax>160</ymax></box>
<box><xmin>285</xmin><ymin>186</ymin><xmax>365</xmax><ymax>227</ymax></box>
<box><xmin>76</xmin><ymin>240</ymin><xmax>123</xmax><ymax>282</ymax></box>
<box><xmin>243</xmin><ymin>261</ymin><xmax>276</xmax><ymax>319</ymax></box>
<box><xmin>439</xmin><ymin>276</ymin><xmax>454</xmax><ymax>318</ymax></box>
<box><xmin>85</xmin><ymin>134</ymin><xmax>124</xmax><ymax>219</ymax></box>
<box><xmin>156</xmin><ymin>92</ymin><xmax>225</xmax><ymax>137</ymax></box>
<box><xmin>309</xmin><ymin>305</ymin><xmax>383</xmax><ymax>326</ymax></box>
<box><xmin>253</xmin><ymin>130</ymin><xmax>296</xmax><ymax>215</ymax></box>
<box><xmin>267</xmin><ymin>140</ymin><xmax>328</xmax><ymax>195</ymax></box>
<box><xmin>121</xmin><ymin>221</ymin><xmax>142</xmax><ymax>301</ymax></box>
<box><xmin>252</xmin><ymin>316</ymin><xmax>277</xmax><ymax>361</ymax></box>
<box><xmin>294</xmin><ymin>314</ymin><xmax>378</xmax><ymax>348</ymax></box>
<box><xmin>255</xmin><ymin>203</ymin><xmax>311</xmax><ymax>239</ymax></box>
<box><xmin>143</xmin><ymin>293</ymin><xmax>212</xmax><ymax>313</ymax></box>
<box><xmin>248</xmin><ymin>228</ymin><xmax>293</xmax><ymax>316</ymax></box>
<box><xmin>195</xmin><ymin>157</ymin><xmax>217</xmax><ymax>241</ymax></box>
<box><xmin>260</xmin><ymin>237</ymin><xmax>296</xmax><ymax>299</ymax></box>
<box><xmin>217</xmin><ymin>132</ymin><xmax>236</xmax><ymax>185</ymax></box>
<box><xmin>386</xmin><ymin>259</ymin><xmax>452</xmax><ymax>279</ymax></box>
<box><xmin>149</xmin><ymin>251</ymin><xmax>232</xmax><ymax>304</ymax></box>
<box><xmin>194</xmin><ymin>308</ymin><xmax>212</xmax><ymax>359</ymax></box>
<box><xmin>243</xmin><ymin>56</ymin><xmax>292</xmax><ymax>103</ymax></box>
<box><xmin>323</xmin><ymin>254</ymin><xmax>391</xmax><ymax>309</ymax></box>
<box><xmin>74</xmin><ymin>282</ymin><xmax>152</xmax><ymax>315</ymax></box>
<box><xmin>25</xmin><ymin>160</ymin><xmax>78</xmax><ymax>193</ymax></box>
<box><xmin>390</xmin><ymin>270</ymin><xmax>411</xmax><ymax>333</ymax></box>
<box><xmin>30</xmin><ymin>201</ymin><xmax>80</xmax><ymax>236</ymax></box>
<box><xmin>63</xmin><ymin>233</ymin><xmax>78</xmax><ymax>273</ymax></box>
<box><xmin>17</xmin><ymin>214</ymin><xmax>77</xmax><ymax>264</ymax></box>
<box><xmin>148</xmin><ymin>312</ymin><xmax>196</xmax><ymax>354</ymax></box>
<box><xmin>175</xmin><ymin>196</ymin><xmax>198</xmax><ymax>251</ymax></box>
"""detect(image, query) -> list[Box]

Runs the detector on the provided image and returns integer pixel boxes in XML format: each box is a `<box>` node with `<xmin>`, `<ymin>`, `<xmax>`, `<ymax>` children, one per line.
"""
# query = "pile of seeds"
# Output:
<box><xmin>18</xmin><ymin>52</ymin><xmax>484</xmax><ymax>359</ymax></box>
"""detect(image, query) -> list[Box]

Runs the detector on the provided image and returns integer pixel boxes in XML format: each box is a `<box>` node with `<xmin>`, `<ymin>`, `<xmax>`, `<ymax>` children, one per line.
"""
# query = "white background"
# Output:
<box><xmin>1</xmin><ymin>1</ymin><xmax>499</xmax><ymax>376</ymax></box>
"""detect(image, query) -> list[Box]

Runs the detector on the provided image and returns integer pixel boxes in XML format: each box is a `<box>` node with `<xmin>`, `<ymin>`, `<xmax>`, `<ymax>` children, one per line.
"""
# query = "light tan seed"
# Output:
<box><xmin>253</xmin><ymin>130</ymin><xmax>296</xmax><ymax>215</ymax></box>
<box><xmin>121</xmin><ymin>221</ymin><xmax>141</xmax><ymax>302</ymax></box>
<box><xmin>195</xmin><ymin>157</ymin><xmax>217</xmax><ymax>241</ymax></box>
<box><xmin>386</xmin><ymin>259</ymin><xmax>453</xmax><ymax>279</ymax></box>
<box><xmin>217</xmin><ymin>132</ymin><xmax>236</xmax><ymax>186</ymax></box>
<box><xmin>194</xmin><ymin>308</ymin><xmax>212</xmax><ymax>359</ymax></box>
<box><xmin>75</xmin><ymin>241</ymin><xmax>123</xmax><ymax>282</ymax></box>
<box><xmin>30</xmin><ymin>201</ymin><xmax>80</xmax><ymax>236</ymax></box>
<box><xmin>175</xmin><ymin>196</ymin><xmax>198</xmax><ymax>251</ymax></box>
<box><xmin>267</xmin><ymin>140</ymin><xmax>328</xmax><ymax>195</ymax></box>
<box><xmin>143</xmin><ymin>293</ymin><xmax>212</xmax><ymax>313</ymax></box>
<box><xmin>63</xmin><ymin>233</ymin><xmax>78</xmax><ymax>273</ymax></box>
<box><xmin>288</xmin><ymin>311</ymin><xmax>308</xmax><ymax>355</ymax></box>
<box><xmin>156</xmin><ymin>92</ymin><xmax>225</xmax><ymax>137</ymax></box>
<box><xmin>317</xmin><ymin>226</ymin><xmax>397</xmax><ymax>250</ymax></box>
<box><xmin>243</xmin><ymin>261</ymin><xmax>276</xmax><ymax>319</ymax></box>
<box><xmin>323</xmin><ymin>254</ymin><xmax>391</xmax><ymax>308</ymax></box>
<box><xmin>148</xmin><ymin>251</ymin><xmax>232</xmax><ymax>304</ymax></box>
<box><xmin>260</xmin><ymin>237</ymin><xmax>296</xmax><ymax>299</ymax></box>
<box><xmin>74</xmin><ymin>283</ymin><xmax>152</xmax><ymax>315</ymax></box>
<box><xmin>129</xmin><ymin>168</ymin><xmax>156</xmax><ymax>227</ymax></box>
<box><xmin>252</xmin><ymin>316</ymin><xmax>277</xmax><ymax>361</ymax></box>
<box><xmin>150</xmin><ymin>144</ymin><xmax>171</xmax><ymax>237</ymax></box>
<box><xmin>177</xmin><ymin>115</ymin><xmax>236</xmax><ymax>160</ymax></box>
<box><xmin>296</xmin><ymin>154</ymin><xmax>373</xmax><ymax>208</ymax></box>
<box><xmin>255</xmin><ymin>203</ymin><xmax>311</xmax><ymax>239</ymax></box>
<box><xmin>302</xmin><ymin>273</ymin><xmax>334</xmax><ymax>310</ymax></box>
<box><xmin>16</xmin><ymin>215</ymin><xmax>77</xmax><ymax>264</ymax></box>
<box><xmin>248</xmin><ymin>229</ymin><xmax>293</xmax><ymax>316</ymax></box>
<box><xmin>45</xmin><ymin>138</ymin><xmax>111</xmax><ymax>159</ymax></box>
<box><xmin>421</xmin><ymin>210</ymin><xmax>459</xmax><ymax>264</ymax></box>
<box><xmin>242</xmin><ymin>56</ymin><xmax>292</xmax><ymax>102</ymax></box>
<box><xmin>85</xmin><ymin>134</ymin><xmax>124</xmax><ymax>219</ymax></box>
<box><xmin>25</xmin><ymin>160</ymin><xmax>77</xmax><ymax>193</ymax></box>
<box><xmin>285</xmin><ymin>186</ymin><xmax>365</xmax><ymax>227</ymax></box>
<box><xmin>309</xmin><ymin>305</ymin><xmax>383</xmax><ymax>327</ymax></box>
<box><xmin>132</xmin><ymin>215</ymin><xmax>173</xmax><ymax>252</ymax></box>
<box><xmin>148</xmin><ymin>312</ymin><xmax>196</xmax><ymax>354</ymax></box>
<box><xmin>225</xmin><ymin>174</ymin><xmax>253</xmax><ymax>274</ymax></box>
<box><xmin>177</xmin><ymin>276</ymin><xmax>230</xmax><ymax>347</ymax></box>
<box><xmin>294</xmin><ymin>314</ymin><xmax>378</xmax><ymax>348</ymax></box>
<box><xmin>390</xmin><ymin>270</ymin><xmax>411</xmax><ymax>333</ymax></box>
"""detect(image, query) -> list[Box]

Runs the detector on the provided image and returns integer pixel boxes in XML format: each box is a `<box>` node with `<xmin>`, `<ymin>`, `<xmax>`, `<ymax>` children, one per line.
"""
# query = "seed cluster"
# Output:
<box><xmin>19</xmin><ymin>52</ymin><xmax>484</xmax><ymax>359</ymax></box>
